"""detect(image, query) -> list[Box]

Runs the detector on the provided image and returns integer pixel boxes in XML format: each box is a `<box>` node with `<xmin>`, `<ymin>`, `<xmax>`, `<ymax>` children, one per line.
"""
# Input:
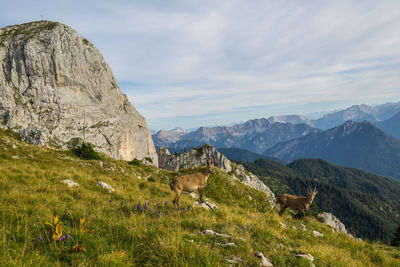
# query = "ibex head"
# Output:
<box><xmin>307</xmin><ymin>188</ymin><xmax>318</xmax><ymax>201</ymax></box>
<box><xmin>205</xmin><ymin>158</ymin><xmax>215</xmax><ymax>174</ymax></box>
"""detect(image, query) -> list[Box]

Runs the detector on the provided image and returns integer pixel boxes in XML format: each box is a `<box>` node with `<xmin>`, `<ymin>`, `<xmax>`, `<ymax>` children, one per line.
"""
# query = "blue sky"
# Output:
<box><xmin>1</xmin><ymin>0</ymin><xmax>400</xmax><ymax>130</ymax></box>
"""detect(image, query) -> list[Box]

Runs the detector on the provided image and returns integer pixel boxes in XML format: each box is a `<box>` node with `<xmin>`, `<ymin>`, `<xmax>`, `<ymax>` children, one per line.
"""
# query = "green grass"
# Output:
<box><xmin>0</xmin><ymin>129</ymin><xmax>399</xmax><ymax>266</ymax></box>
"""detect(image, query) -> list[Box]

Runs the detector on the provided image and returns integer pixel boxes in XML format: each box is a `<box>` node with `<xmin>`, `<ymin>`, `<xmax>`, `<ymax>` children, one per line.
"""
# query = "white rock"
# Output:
<box><xmin>255</xmin><ymin>252</ymin><xmax>273</xmax><ymax>267</ymax></box>
<box><xmin>317</xmin><ymin>212</ymin><xmax>348</xmax><ymax>234</ymax></box>
<box><xmin>201</xmin><ymin>230</ymin><xmax>231</xmax><ymax>238</ymax></box>
<box><xmin>11</xmin><ymin>155</ymin><xmax>19</xmax><ymax>159</ymax></box>
<box><xmin>61</xmin><ymin>179</ymin><xmax>79</xmax><ymax>187</ymax></box>
<box><xmin>295</xmin><ymin>253</ymin><xmax>314</xmax><ymax>262</ymax></box>
<box><xmin>280</xmin><ymin>222</ymin><xmax>286</xmax><ymax>229</ymax></box>
<box><xmin>97</xmin><ymin>181</ymin><xmax>115</xmax><ymax>193</ymax></box>
<box><xmin>189</xmin><ymin>192</ymin><xmax>198</xmax><ymax>199</ymax></box>
<box><xmin>300</xmin><ymin>223</ymin><xmax>306</xmax><ymax>231</ymax></box>
<box><xmin>193</xmin><ymin>200</ymin><xmax>218</xmax><ymax>211</ymax></box>
<box><xmin>313</xmin><ymin>230</ymin><xmax>323</xmax><ymax>237</ymax></box>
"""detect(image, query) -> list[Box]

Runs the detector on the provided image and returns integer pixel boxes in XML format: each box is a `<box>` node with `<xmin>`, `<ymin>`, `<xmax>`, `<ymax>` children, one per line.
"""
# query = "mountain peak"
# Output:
<box><xmin>0</xmin><ymin>21</ymin><xmax>157</xmax><ymax>164</ymax></box>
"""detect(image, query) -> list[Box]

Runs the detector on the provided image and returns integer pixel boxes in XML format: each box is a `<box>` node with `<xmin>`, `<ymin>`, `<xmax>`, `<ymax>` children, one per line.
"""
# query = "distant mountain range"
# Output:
<box><xmin>265</xmin><ymin>120</ymin><xmax>400</xmax><ymax>180</ymax></box>
<box><xmin>376</xmin><ymin>111</ymin><xmax>400</xmax><ymax>139</ymax></box>
<box><xmin>153</xmin><ymin>118</ymin><xmax>320</xmax><ymax>154</ymax></box>
<box><xmin>241</xmin><ymin>158</ymin><xmax>400</xmax><ymax>243</ymax></box>
<box><xmin>312</xmin><ymin>102</ymin><xmax>400</xmax><ymax>130</ymax></box>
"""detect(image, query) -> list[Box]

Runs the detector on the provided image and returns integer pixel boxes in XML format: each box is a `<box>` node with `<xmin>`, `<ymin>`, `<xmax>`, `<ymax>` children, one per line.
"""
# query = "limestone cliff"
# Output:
<box><xmin>0</xmin><ymin>21</ymin><xmax>157</xmax><ymax>164</ymax></box>
<box><xmin>157</xmin><ymin>145</ymin><xmax>275</xmax><ymax>207</ymax></box>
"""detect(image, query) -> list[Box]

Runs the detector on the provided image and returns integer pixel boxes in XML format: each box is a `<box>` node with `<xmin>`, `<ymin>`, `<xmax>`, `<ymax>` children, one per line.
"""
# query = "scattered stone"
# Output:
<box><xmin>12</xmin><ymin>144</ymin><xmax>17</xmax><ymax>149</ymax></box>
<box><xmin>247</xmin><ymin>195</ymin><xmax>253</xmax><ymax>201</ymax></box>
<box><xmin>215</xmin><ymin>242</ymin><xmax>236</xmax><ymax>247</ymax></box>
<box><xmin>193</xmin><ymin>200</ymin><xmax>218</xmax><ymax>211</ymax></box>
<box><xmin>296</xmin><ymin>253</ymin><xmax>315</xmax><ymax>266</ymax></box>
<box><xmin>313</xmin><ymin>230</ymin><xmax>323</xmax><ymax>237</ymax></box>
<box><xmin>300</xmin><ymin>223</ymin><xmax>306</xmax><ymax>231</ymax></box>
<box><xmin>189</xmin><ymin>192</ymin><xmax>198</xmax><ymax>199</ymax></box>
<box><xmin>94</xmin><ymin>160</ymin><xmax>104</xmax><ymax>167</ymax></box>
<box><xmin>201</xmin><ymin>230</ymin><xmax>231</xmax><ymax>238</ymax></box>
<box><xmin>11</xmin><ymin>155</ymin><xmax>19</xmax><ymax>159</ymax></box>
<box><xmin>97</xmin><ymin>181</ymin><xmax>115</xmax><ymax>193</ymax></box>
<box><xmin>188</xmin><ymin>239</ymin><xmax>194</xmax><ymax>243</ymax></box>
<box><xmin>280</xmin><ymin>222</ymin><xmax>286</xmax><ymax>229</ymax></box>
<box><xmin>61</xmin><ymin>179</ymin><xmax>79</xmax><ymax>188</ymax></box>
<box><xmin>225</xmin><ymin>256</ymin><xmax>241</xmax><ymax>264</ymax></box>
<box><xmin>255</xmin><ymin>252</ymin><xmax>273</xmax><ymax>267</ymax></box>
<box><xmin>317</xmin><ymin>212</ymin><xmax>348</xmax><ymax>234</ymax></box>
<box><xmin>292</xmin><ymin>226</ymin><xmax>297</xmax><ymax>230</ymax></box>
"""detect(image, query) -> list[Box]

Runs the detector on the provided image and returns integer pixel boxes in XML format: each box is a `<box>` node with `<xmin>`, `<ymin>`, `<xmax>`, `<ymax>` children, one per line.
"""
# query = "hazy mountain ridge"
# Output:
<box><xmin>153</xmin><ymin>118</ymin><xmax>320</xmax><ymax>154</ymax></box>
<box><xmin>265</xmin><ymin>120</ymin><xmax>400</xmax><ymax>180</ymax></box>
<box><xmin>312</xmin><ymin>102</ymin><xmax>400</xmax><ymax>130</ymax></box>
<box><xmin>376</xmin><ymin>111</ymin><xmax>400</xmax><ymax>139</ymax></box>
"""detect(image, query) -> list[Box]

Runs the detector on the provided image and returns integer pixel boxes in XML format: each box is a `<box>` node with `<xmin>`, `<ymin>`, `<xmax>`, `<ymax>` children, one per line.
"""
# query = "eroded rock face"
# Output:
<box><xmin>157</xmin><ymin>145</ymin><xmax>275</xmax><ymax>206</ymax></box>
<box><xmin>0</xmin><ymin>21</ymin><xmax>157</xmax><ymax>164</ymax></box>
<box><xmin>318</xmin><ymin>212</ymin><xmax>348</xmax><ymax>234</ymax></box>
<box><xmin>157</xmin><ymin>145</ymin><xmax>231</xmax><ymax>171</ymax></box>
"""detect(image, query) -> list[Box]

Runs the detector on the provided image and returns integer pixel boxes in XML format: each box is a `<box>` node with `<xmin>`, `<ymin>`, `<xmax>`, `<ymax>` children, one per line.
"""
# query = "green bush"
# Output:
<box><xmin>129</xmin><ymin>158</ymin><xmax>142</xmax><ymax>166</ymax></box>
<box><xmin>67</xmin><ymin>138</ymin><xmax>100</xmax><ymax>160</ymax></box>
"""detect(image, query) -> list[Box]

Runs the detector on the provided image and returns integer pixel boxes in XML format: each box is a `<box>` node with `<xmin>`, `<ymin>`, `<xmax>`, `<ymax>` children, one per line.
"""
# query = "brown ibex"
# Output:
<box><xmin>170</xmin><ymin>159</ymin><xmax>215</xmax><ymax>209</ymax></box>
<box><xmin>276</xmin><ymin>188</ymin><xmax>318</xmax><ymax>217</ymax></box>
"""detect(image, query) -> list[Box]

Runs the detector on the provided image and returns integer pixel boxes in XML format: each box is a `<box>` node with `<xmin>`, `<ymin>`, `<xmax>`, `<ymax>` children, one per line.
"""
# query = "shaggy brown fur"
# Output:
<box><xmin>276</xmin><ymin>188</ymin><xmax>318</xmax><ymax>217</ymax></box>
<box><xmin>170</xmin><ymin>159</ymin><xmax>214</xmax><ymax>209</ymax></box>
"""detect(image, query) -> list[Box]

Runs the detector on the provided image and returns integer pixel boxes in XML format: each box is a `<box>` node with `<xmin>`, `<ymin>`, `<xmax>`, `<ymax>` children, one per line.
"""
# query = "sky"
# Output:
<box><xmin>1</xmin><ymin>0</ymin><xmax>400</xmax><ymax>130</ymax></box>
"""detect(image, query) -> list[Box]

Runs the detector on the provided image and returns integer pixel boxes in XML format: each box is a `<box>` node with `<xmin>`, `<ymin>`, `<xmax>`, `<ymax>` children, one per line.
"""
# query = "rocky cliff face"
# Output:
<box><xmin>318</xmin><ymin>212</ymin><xmax>349</xmax><ymax>235</ymax></box>
<box><xmin>157</xmin><ymin>145</ymin><xmax>275</xmax><ymax>207</ymax></box>
<box><xmin>0</xmin><ymin>21</ymin><xmax>157</xmax><ymax>164</ymax></box>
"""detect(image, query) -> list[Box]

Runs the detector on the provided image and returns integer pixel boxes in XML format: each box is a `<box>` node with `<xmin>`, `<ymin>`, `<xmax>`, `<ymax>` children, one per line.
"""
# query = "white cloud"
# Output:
<box><xmin>1</xmin><ymin>0</ymin><xmax>400</xmax><ymax>129</ymax></box>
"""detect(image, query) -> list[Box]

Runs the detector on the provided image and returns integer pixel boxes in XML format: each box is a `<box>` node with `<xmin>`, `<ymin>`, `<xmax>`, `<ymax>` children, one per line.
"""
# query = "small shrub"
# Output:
<box><xmin>145</xmin><ymin>157</ymin><xmax>153</xmax><ymax>164</ymax></box>
<box><xmin>129</xmin><ymin>158</ymin><xmax>142</xmax><ymax>166</ymax></box>
<box><xmin>67</xmin><ymin>138</ymin><xmax>100</xmax><ymax>160</ymax></box>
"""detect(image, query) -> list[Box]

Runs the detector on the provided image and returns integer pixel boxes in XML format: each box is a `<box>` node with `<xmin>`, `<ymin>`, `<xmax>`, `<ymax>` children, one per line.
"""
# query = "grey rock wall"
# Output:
<box><xmin>0</xmin><ymin>21</ymin><xmax>157</xmax><ymax>164</ymax></box>
<box><xmin>157</xmin><ymin>145</ymin><xmax>275</xmax><ymax>206</ymax></box>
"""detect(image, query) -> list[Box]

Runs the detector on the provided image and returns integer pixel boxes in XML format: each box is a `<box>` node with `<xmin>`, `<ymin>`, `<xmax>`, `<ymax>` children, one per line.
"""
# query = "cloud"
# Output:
<box><xmin>1</xmin><ymin>0</ymin><xmax>400</xmax><ymax>130</ymax></box>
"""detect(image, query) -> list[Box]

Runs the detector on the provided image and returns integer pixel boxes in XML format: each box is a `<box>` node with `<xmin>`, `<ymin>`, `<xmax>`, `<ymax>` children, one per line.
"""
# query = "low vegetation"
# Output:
<box><xmin>0</xmin><ymin>129</ymin><xmax>399</xmax><ymax>266</ymax></box>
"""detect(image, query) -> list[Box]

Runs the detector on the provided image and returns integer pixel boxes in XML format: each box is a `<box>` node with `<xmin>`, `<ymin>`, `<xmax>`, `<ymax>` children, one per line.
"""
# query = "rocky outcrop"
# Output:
<box><xmin>0</xmin><ymin>21</ymin><xmax>157</xmax><ymax>164</ymax></box>
<box><xmin>318</xmin><ymin>212</ymin><xmax>348</xmax><ymax>234</ymax></box>
<box><xmin>157</xmin><ymin>145</ymin><xmax>231</xmax><ymax>172</ymax></box>
<box><xmin>157</xmin><ymin>145</ymin><xmax>275</xmax><ymax>206</ymax></box>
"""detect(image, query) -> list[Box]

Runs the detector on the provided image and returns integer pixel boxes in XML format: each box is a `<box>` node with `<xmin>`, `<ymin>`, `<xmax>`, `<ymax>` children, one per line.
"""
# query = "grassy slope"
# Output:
<box><xmin>0</xmin><ymin>129</ymin><xmax>399</xmax><ymax>266</ymax></box>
